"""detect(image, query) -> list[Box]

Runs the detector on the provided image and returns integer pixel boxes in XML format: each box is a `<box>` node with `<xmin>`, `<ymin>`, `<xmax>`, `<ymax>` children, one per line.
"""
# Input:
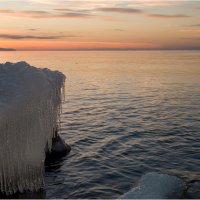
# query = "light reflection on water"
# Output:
<box><xmin>1</xmin><ymin>51</ymin><xmax>200</xmax><ymax>198</ymax></box>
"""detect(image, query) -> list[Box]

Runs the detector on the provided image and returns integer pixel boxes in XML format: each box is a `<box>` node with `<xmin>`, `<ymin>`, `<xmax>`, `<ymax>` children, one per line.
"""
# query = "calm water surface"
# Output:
<box><xmin>1</xmin><ymin>51</ymin><xmax>200</xmax><ymax>198</ymax></box>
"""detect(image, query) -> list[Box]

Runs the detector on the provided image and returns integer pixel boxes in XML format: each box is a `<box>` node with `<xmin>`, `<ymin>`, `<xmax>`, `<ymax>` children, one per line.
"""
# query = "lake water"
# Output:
<box><xmin>1</xmin><ymin>51</ymin><xmax>200</xmax><ymax>198</ymax></box>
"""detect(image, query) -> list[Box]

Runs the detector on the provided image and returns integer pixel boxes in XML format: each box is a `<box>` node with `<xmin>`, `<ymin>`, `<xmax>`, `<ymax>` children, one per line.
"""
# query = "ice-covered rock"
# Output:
<box><xmin>0</xmin><ymin>62</ymin><xmax>65</xmax><ymax>195</ymax></box>
<box><xmin>121</xmin><ymin>172</ymin><xmax>186</xmax><ymax>199</ymax></box>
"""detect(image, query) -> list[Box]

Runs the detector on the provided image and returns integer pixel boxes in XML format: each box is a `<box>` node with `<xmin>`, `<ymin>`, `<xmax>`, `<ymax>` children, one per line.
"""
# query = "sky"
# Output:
<box><xmin>0</xmin><ymin>0</ymin><xmax>200</xmax><ymax>50</ymax></box>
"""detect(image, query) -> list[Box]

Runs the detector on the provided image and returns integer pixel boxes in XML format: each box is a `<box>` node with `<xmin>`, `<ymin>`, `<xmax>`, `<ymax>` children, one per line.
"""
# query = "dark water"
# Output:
<box><xmin>1</xmin><ymin>51</ymin><xmax>200</xmax><ymax>198</ymax></box>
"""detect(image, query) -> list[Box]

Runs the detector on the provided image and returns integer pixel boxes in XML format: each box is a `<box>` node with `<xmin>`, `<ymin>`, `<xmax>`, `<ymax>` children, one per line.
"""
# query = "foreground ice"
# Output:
<box><xmin>121</xmin><ymin>172</ymin><xmax>186</xmax><ymax>199</ymax></box>
<box><xmin>0</xmin><ymin>62</ymin><xmax>65</xmax><ymax>195</ymax></box>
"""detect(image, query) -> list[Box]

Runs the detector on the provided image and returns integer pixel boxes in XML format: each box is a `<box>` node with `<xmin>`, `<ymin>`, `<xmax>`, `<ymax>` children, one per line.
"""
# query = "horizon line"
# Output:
<box><xmin>1</xmin><ymin>49</ymin><xmax>200</xmax><ymax>51</ymax></box>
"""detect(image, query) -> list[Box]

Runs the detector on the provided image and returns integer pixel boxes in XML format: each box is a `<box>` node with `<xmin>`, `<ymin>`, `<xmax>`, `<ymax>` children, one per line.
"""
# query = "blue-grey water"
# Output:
<box><xmin>1</xmin><ymin>51</ymin><xmax>200</xmax><ymax>198</ymax></box>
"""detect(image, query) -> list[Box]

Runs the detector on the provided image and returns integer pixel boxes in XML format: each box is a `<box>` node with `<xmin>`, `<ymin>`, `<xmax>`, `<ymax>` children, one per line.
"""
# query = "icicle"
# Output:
<box><xmin>0</xmin><ymin>62</ymin><xmax>65</xmax><ymax>195</ymax></box>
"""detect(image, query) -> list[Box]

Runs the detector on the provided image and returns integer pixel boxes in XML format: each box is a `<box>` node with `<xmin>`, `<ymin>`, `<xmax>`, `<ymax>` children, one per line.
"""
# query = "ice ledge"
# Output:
<box><xmin>0</xmin><ymin>61</ymin><xmax>65</xmax><ymax>195</ymax></box>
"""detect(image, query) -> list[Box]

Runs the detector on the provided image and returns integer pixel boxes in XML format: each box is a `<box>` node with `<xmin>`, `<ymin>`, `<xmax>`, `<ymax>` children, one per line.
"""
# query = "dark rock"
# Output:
<box><xmin>185</xmin><ymin>181</ymin><xmax>200</xmax><ymax>199</ymax></box>
<box><xmin>45</xmin><ymin>134</ymin><xmax>71</xmax><ymax>161</ymax></box>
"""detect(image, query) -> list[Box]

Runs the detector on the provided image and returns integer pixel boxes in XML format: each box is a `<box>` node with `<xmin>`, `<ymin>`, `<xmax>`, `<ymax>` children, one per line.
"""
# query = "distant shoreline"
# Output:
<box><xmin>0</xmin><ymin>48</ymin><xmax>16</xmax><ymax>51</ymax></box>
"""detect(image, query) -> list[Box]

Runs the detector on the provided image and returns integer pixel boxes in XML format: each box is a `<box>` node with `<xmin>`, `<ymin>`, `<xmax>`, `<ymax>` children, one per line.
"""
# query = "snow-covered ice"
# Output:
<box><xmin>0</xmin><ymin>62</ymin><xmax>65</xmax><ymax>195</ymax></box>
<box><xmin>121</xmin><ymin>172</ymin><xmax>186</xmax><ymax>199</ymax></box>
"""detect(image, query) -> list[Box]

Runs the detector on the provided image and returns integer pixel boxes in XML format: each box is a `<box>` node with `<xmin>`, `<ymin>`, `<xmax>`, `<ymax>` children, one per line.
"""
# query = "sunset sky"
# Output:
<box><xmin>0</xmin><ymin>0</ymin><xmax>200</xmax><ymax>50</ymax></box>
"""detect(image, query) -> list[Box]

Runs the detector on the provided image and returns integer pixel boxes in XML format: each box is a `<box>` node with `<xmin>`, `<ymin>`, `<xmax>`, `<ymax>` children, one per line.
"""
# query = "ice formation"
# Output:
<box><xmin>121</xmin><ymin>172</ymin><xmax>186</xmax><ymax>199</ymax></box>
<box><xmin>0</xmin><ymin>62</ymin><xmax>65</xmax><ymax>195</ymax></box>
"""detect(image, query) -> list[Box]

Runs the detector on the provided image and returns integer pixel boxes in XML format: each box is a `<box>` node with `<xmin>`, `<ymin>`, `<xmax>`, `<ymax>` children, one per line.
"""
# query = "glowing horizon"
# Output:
<box><xmin>0</xmin><ymin>0</ymin><xmax>200</xmax><ymax>50</ymax></box>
